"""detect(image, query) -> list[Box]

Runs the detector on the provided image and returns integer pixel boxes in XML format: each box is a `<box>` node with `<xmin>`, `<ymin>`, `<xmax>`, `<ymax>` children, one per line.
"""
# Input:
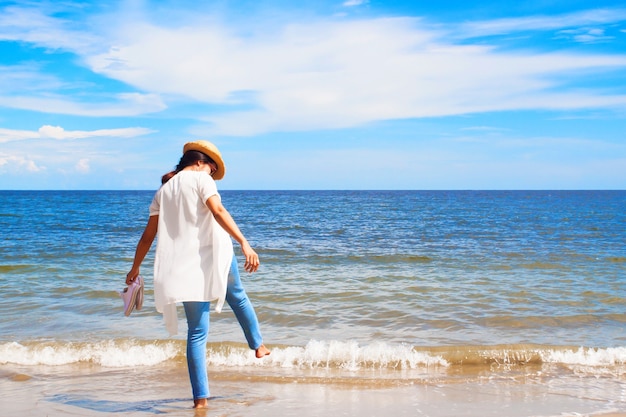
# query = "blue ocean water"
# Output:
<box><xmin>0</xmin><ymin>190</ymin><xmax>625</xmax><ymax>371</ymax></box>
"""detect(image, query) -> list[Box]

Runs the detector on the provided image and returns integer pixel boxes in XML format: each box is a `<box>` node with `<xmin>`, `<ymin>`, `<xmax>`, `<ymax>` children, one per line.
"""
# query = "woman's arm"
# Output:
<box><xmin>126</xmin><ymin>215</ymin><xmax>159</xmax><ymax>284</ymax></box>
<box><xmin>206</xmin><ymin>195</ymin><xmax>260</xmax><ymax>273</ymax></box>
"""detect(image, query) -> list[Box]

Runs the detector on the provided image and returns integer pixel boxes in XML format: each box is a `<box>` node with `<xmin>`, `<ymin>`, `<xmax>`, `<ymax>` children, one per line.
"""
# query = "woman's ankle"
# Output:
<box><xmin>193</xmin><ymin>398</ymin><xmax>209</xmax><ymax>408</ymax></box>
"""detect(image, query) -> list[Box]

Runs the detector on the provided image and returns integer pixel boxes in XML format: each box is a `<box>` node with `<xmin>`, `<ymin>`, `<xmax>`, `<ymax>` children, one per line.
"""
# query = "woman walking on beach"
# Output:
<box><xmin>126</xmin><ymin>140</ymin><xmax>270</xmax><ymax>409</ymax></box>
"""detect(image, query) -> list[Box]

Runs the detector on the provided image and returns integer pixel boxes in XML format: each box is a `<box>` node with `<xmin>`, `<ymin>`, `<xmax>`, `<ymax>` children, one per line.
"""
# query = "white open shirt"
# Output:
<box><xmin>149</xmin><ymin>170</ymin><xmax>233</xmax><ymax>335</ymax></box>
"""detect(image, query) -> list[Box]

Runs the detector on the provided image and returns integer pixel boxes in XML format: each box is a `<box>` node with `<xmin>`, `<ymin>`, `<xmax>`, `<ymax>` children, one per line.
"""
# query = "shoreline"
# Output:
<box><xmin>2</xmin><ymin>362</ymin><xmax>625</xmax><ymax>417</ymax></box>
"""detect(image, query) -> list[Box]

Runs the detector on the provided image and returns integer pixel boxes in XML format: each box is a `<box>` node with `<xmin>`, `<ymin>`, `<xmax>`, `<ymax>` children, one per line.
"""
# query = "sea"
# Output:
<box><xmin>0</xmin><ymin>190</ymin><xmax>625</xmax><ymax>417</ymax></box>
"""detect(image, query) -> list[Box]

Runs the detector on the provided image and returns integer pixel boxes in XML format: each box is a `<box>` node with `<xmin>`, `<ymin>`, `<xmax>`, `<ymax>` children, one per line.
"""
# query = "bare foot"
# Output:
<box><xmin>255</xmin><ymin>344</ymin><xmax>270</xmax><ymax>358</ymax></box>
<box><xmin>193</xmin><ymin>398</ymin><xmax>209</xmax><ymax>409</ymax></box>
<box><xmin>193</xmin><ymin>407</ymin><xmax>209</xmax><ymax>417</ymax></box>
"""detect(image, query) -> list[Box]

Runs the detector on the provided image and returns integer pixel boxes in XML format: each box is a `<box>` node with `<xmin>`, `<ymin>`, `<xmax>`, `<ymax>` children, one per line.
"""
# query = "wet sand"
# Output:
<box><xmin>2</xmin><ymin>363</ymin><xmax>625</xmax><ymax>417</ymax></box>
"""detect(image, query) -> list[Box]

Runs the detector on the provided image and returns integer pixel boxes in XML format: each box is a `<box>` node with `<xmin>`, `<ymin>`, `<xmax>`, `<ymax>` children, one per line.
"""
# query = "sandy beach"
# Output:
<box><xmin>2</xmin><ymin>360</ymin><xmax>626</xmax><ymax>417</ymax></box>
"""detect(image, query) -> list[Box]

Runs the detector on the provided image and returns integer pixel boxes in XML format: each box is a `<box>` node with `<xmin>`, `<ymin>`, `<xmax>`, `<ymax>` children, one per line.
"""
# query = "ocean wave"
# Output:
<box><xmin>0</xmin><ymin>340</ymin><xmax>181</xmax><ymax>367</ymax></box>
<box><xmin>346</xmin><ymin>254</ymin><xmax>433</xmax><ymax>263</ymax></box>
<box><xmin>436</xmin><ymin>344</ymin><xmax>626</xmax><ymax>367</ymax></box>
<box><xmin>0</xmin><ymin>264</ymin><xmax>34</xmax><ymax>273</ymax></box>
<box><xmin>2</xmin><ymin>340</ymin><xmax>626</xmax><ymax>373</ymax></box>
<box><xmin>608</xmin><ymin>257</ymin><xmax>626</xmax><ymax>263</ymax></box>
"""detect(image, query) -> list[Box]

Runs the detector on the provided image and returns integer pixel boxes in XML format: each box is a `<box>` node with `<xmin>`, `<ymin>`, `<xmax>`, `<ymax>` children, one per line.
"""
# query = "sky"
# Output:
<box><xmin>0</xmin><ymin>0</ymin><xmax>625</xmax><ymax>190</ymax></box>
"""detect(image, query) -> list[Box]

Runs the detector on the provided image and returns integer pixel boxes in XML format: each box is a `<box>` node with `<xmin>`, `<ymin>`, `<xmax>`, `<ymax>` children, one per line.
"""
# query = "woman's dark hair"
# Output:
<box><xmin>161</xmin><ymin>150</ymin><xmax>216</xmax><ymax>184</ymax></box>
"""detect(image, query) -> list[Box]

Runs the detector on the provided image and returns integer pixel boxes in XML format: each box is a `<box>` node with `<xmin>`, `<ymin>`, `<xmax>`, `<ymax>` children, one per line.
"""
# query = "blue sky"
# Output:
<box><xmin>0</xmin><ymin>0</ymin><xmax>625</xmax><ymax>190</ymax></box>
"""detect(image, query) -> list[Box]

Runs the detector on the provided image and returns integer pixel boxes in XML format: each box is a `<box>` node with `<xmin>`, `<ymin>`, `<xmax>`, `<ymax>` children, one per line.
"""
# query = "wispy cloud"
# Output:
<box><xmin>0</xmin><ymin>63</ymin><xmax>167</xmax><ymax>117</ymax></box>
<box><xmin>0</xmin><ymin>4</ymin><xmax>99</xmax><ymax>52</ymax></box>
<box><xmin>0</xmin><ymin>93</ymin><xmax>166</xmax><ymax>117</ymax></box>
<box><xmin>343</xmin><ymin>0</ymin><xmax>368</xmax><ymax>7</ymax></box>
<box><xmin>0</xmin><ymin>6</ymin><xmax>165</xmax><ymax>118</ymax></box>
<box><xmin>556</xmin><ymin>28</ymin><xmax>615</xmax><ymax>43</ymax></box>
<box><xmin>0</xmin><ymin>65</ymin><xmax>66</xmax><ymax>94</ymax></box>
<box><xmin>0</xmin><ymin>125</ymin><xmax>154</xmax><ymax>143</ymax></box>
<box><xmin>455</xmin><ymin>8</ymin><xmax>626</xmax><ymax>38</ymax></box>
<box><xmin>460</xmin><ymin>126</ymin><xmax>511</xmax><ymax>133</ymax></box>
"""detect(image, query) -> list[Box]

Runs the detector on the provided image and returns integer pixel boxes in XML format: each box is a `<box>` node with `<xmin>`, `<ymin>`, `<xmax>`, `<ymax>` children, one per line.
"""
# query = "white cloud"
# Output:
<box><xmin>79</xmin><ymin>12</ymin><xmax>626</xmax><ymax>136</ymax></box>
<box><xmin>3</xmin><ymin>4</ymin><xmax>626</xmax><ymax>137</ymax></box>
<box><xmin>0</xmin><ymin>154</ymin><xmax>45</xmax><ymax>172</ymax></box>
<box><xmin>0</xmin><ymin>125</ymin><xmax>154</xmax><ymax>143</ymax></box>
<box><xmin>80</xmin><ymin>12</ymin><xmax>626</xmax><ymax>135</ymax></box>
<box><xmin>75</xmin><ymin>158</ymin><xmax>90</xmax><ymax>173</ymax></box>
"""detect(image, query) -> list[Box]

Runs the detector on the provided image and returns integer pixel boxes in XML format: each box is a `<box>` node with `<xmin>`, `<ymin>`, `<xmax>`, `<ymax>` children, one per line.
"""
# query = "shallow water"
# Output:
<box><xmin>1</xmin><ymin>190</ymin><xmax>625</xmax><ymax>415</ymax></box>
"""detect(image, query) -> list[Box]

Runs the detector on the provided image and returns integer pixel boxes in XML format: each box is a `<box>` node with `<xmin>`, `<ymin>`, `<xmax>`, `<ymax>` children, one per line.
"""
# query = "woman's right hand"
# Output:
<box><xmin>126</xmin><ymin>268</ymin><xmax>140</xmax><ymax>285</ymax></box>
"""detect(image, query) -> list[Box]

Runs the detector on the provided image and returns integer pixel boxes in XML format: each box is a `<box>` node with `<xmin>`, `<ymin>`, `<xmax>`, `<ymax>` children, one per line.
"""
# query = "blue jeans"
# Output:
<box><xmin>183</xmin><ymin>255</ymin><xmax>264</xmax><ymax>400</ymax></box>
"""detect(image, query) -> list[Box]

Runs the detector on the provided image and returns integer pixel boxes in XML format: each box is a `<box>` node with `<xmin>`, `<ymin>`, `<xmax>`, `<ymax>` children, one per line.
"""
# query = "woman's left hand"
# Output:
<box><xmin>206</xmin><ymin>196</ymin><xmax>260</xmax><ymax>273</ymax></box>
<box><xmin>241</xmin><ymin>243</ymin><xmax>260</xmax><ymax>273</ymax></box>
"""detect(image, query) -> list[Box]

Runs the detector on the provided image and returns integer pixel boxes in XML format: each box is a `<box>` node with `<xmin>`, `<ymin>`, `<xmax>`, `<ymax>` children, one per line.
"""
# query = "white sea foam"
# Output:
<box><xmin>0</xmin><ymin>340</ymin><xmax>180</xmax><ymax>367</ymax></box>
<box><xmin>207</xmin><ymin>340</ymin><xmax>449</xmax><ymax>369</ymax></box>
<box><xmin>541</xmin><ymin>346</ymin><xmax>626</xmax><ymax>366</ymax></box>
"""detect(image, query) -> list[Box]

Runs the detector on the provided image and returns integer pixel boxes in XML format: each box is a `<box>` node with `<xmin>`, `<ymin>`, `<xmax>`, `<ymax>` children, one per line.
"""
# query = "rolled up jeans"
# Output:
<box><xmin>183</xmin><ymin>255</ymin><xmax>264</xmax><ymax>400</ymax></box>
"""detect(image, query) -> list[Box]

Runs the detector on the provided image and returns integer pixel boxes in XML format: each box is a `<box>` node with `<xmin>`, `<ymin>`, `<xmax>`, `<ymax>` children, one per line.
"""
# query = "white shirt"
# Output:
<box><xmin>149</xmin><ymin>170</ymin><xmax>233</xmax><ymax>335</ymax></box>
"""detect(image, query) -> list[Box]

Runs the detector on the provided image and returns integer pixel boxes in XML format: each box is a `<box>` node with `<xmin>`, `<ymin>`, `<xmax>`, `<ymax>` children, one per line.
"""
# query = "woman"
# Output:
<box><xmin>126</xmin><ymin>140</ymin><xmax>270</xmax><ymax>409</ymax></box>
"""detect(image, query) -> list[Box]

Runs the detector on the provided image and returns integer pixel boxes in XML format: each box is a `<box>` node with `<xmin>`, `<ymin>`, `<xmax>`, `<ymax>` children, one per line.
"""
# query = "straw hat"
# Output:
<box><xmin>183</xmin><ymin>140</ymin><xmax>226</xmax><ymax>180</ymax></box>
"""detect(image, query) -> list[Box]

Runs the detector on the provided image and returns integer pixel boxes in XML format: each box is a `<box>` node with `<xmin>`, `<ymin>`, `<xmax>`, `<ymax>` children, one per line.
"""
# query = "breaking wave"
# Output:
<box><xmin>2</xmin><ymin>339</ymin><xmax>626</xmax><ymax>374</ymax></box>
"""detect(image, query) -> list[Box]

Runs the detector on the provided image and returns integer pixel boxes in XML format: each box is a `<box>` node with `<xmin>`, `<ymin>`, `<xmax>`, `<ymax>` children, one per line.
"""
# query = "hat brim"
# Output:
<box><xmin>183</xmin><ymin>140</ymin><xmax>226</xmax><ymax>180</ymax></box>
